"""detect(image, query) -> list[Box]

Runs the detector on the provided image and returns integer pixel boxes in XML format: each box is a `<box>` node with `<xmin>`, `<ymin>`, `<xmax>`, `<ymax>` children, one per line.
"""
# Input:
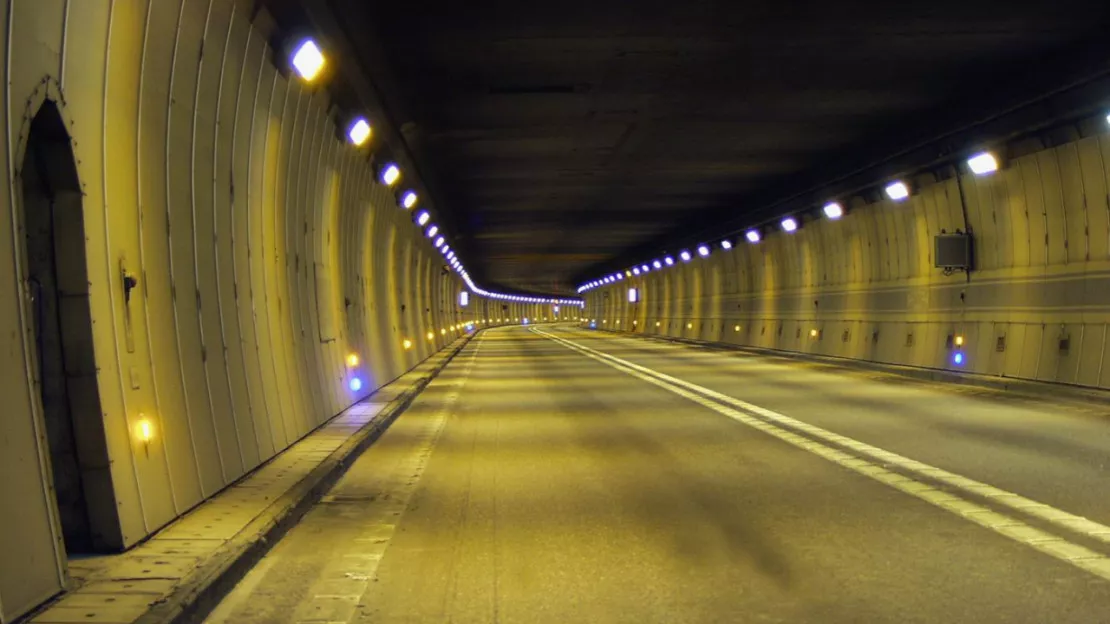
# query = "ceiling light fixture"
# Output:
<box><xmin>967</xmin><ymin>152</ymin><xmax>998</xmax><ymax>175</ymax></box>
<box><xmin>347</xmin><ymin>118</ymin><xmax>371</xmax><ymax>146</ymax></box>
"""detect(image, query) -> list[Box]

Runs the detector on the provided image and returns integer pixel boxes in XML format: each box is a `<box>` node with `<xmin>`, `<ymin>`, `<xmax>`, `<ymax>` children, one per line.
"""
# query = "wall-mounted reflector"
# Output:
<box><xmin>628</xmin><ymin>287</ymin><xmax>638</xmax><ymax>303</ymax></box>
<box><xmin>967</xmin><ymin>152</ymin><xmax>998</xmax><ymax>175</ymax></box>
<box><xmin>823</xmin><ymin>202</ymin><xmax>844</xmax><ymax>220</ymax></box>
<box><xmin>136</xmin><ymin>416</ymin><xmax>153</xmax><ymax>443</ymax></box>
<box><xmin>781</xmin><ymin>217</ymin><xmax>798</xmax><ymax>232</ymax></box>
<box><xmin>885</xmin><ymin>182</ymin><xmax>909</xmax><ymax>201</ymax></box>
<box><xmin>416</xmin><ymin>210</ymin><xmax>430</xmax><ymax>225</ymax></box>
<box><xmin>459</xmin><ymin>291</ymin><xmax>469</xmax><ymax>307</ymax></box>
<box><xmin>402</xmin><ymin>190</ymin><xmax>418</xmax><ymax>209</ymax></box>
<box><xmin>381</xmin><ymin>163</ymin><xmax>401</xmax><ymax>186</ymax></box>
<box><xmin>347</xmin><ymin>118</ymin><xmax>371</xmax><ymax>146</ymax></box>
<box><xmin>746</xmin><ymin>230</ymin><xmax>761</xmax><ymax>243</ymax></box>
<box><xmin>291</xmin><ymin>40</ymin><xmax>325</xmax><ymax>81</ymax></box>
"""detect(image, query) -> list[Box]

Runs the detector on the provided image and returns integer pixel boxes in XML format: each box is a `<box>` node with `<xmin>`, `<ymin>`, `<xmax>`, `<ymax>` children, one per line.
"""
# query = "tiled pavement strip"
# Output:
<box><xmin>25</xmin><ymin>333</ymin><xmax>475</xmax><ymax>624</ymax></box>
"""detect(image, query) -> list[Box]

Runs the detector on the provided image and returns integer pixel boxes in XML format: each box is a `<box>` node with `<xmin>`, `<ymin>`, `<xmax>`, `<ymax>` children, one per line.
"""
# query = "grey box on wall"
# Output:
<box><xmin>935</xmin><ymin>233</ymin><xmax>973</xmax><ymax>270</ymax></box>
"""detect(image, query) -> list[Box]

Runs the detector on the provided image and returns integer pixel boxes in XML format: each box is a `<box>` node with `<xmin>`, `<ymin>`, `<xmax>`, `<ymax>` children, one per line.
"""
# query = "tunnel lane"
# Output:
<box><xmin>206</xmin><ymin>325</ymin><xmax>1110</xmax><ymax>623</ymax></box>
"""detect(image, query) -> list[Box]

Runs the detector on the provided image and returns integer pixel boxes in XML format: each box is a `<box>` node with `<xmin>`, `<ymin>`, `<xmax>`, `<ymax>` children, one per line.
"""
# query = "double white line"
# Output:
<box><xmin>531</xmin><ymin>326</ymin><xmax>1110</xmax><ymax>582</ymax></box>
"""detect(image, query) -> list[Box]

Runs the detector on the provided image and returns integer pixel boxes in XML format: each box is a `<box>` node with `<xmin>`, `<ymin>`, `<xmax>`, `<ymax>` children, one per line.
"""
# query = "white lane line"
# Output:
<box><xmin>552</xmin><ymin>327</ymin><xmax>1110</xmax><ymax>544</ymax></box>
<box><xmin>531</xmin><ymin>327</ymin><xmax>1110</xmax><ymax>582</ymax></box>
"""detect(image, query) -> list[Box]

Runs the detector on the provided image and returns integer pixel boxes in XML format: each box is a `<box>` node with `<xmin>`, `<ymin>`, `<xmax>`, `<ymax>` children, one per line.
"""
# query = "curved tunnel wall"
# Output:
<box><xmin>587</xmin><ymin>129</ymin><xmax>1110</xmax><ymax>389</ymax></box>
<box><xmin>0</xmin><ymin>2</ymin><xmax>572</xmax><ymax>620</ymax></box>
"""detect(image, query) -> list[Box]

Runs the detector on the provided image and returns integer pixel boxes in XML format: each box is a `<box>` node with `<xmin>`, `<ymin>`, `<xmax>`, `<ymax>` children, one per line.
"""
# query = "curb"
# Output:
<box><xmin>586</xmin><ymin>327</ymin><xmax>1110</xmax><ymax>408</ymax></box>
<box><xmin>134</xmin><ymin>332</ymin><xmax>478</xmax><ymax>624</ymax></box>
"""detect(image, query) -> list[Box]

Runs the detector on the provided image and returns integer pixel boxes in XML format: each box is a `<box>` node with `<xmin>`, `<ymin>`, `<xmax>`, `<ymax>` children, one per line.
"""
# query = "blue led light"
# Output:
<box><xmin>953</xmin><ymin>352</ymin><xmax>964</xmax><ymax>366</ymax></box>
<box><xmin>349</xmin><ymin>377</ymin><xmax>362</xmax><ymax>391</ymax></box>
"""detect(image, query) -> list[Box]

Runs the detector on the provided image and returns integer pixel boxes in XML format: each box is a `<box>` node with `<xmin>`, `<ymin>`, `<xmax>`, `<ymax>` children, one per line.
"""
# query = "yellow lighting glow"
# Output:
<box><xmin>427</xmin><ymin>332</ymin><xmax>435</xmax><ymax>341</ymax></box>
<box><xmin>291</xmin><ymin>40</ymin><xmax>325</xmax><ymax>82</ymax></box>
<box><xmin>441</xmin><ymin>328</ymin><xmax>447</xmax><ymax>335</ymax></box>
<box><xmin>346</xmin><ymin>353</ymin><xmax>360</xmax><ymax>367</ymax></box>
<box><xmin>656</xmin><ymin>321</ymin><xmax>661</xmax><ymax>327</ymax></box>
<box><xmin>687</xmin><ymin>323</ymin><xmax>693</xmax><ymax>329</ymax></box>
<box><xmin>810</xmin><ymin>329</ymin><xmax>819</xmax><ymax>337</ymax></box>
<box><xmin>734</xmin><ymin>325</ymin><xmax>741</xmax><ymax>332</ymax></box>
<box><xmin>136</xmin><ymin>417</ymin><xmax>153</xmax><ymax>443</ymax></box>
<box><xmin>403</xmin><ymin>339</ymin><xmax>413</xmax><ymax>350</ymax></box>
<box><xmin>955</xmin><ymin>335</ymin><xmax>964</xmax><ymax>346</ymax></box>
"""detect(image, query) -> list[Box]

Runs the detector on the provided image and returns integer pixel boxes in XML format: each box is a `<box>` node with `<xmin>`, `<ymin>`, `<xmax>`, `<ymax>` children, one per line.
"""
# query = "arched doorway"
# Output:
<box><xmin>21</xmin><ymin>100</ymin><xmax>112</xmax><ymax>553</ymax></box>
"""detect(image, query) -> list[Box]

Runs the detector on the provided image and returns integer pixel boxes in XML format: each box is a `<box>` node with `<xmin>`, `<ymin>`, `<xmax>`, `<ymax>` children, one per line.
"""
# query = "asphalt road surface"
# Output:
<box><xmin>205</xmin><ymin>324</ymin><xmax>1110</xmax><ymax>623</ymax></box>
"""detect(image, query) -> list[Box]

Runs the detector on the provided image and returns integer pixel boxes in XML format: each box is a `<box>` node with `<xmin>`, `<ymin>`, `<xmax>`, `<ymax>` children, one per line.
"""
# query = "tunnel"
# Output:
<box><xmin>4</xmin><ymin>1</ymin><xmax>1110</xmax><ymax>623</ymax></box>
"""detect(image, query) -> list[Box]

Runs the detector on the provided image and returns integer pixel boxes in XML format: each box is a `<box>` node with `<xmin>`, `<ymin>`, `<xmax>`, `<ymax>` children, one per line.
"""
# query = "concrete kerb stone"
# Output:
<box><xmin>135</xmin><ymin>331</ymin><xmax>479</xmax><ymax>624</ymax></box>
<box><xmin>587</xmin><ymin>327</ymin><xmax>1110</xmax><ymax>410</ymax></box>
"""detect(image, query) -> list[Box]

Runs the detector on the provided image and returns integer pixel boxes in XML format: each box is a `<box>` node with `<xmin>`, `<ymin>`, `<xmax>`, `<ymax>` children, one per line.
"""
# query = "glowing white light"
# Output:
<box><xmin>434</xmin><ymin>237</ymin><xmax>444</xmax><ymax>248</ymax></box>
<box><xmin>653</xmin><ymin>260</ymin><xmax>662</xmax><ymax>269</ymax></box>
<box><xmin>697</xmin><ymin>245</ymin><xmax>710</xmax><ymax>257</ymax></box>
<box><xmin>665</xmin><ymin>256</ymin><xmax>675</xmax><ymax>266</ymax></box>
<box><xmin>721</xmin><ymin>240</ymin><xmax>732</xmax><ymax>250</ymax></box>
<box><xmin>427</xmin><ymin>225</ymin><xmax>438</xmax><ymax>238</ymax></box>
<box><xmin>746</xmin><ymin>230</ymin><xmax>761</xmax><ymax>243</ymax></box>
<box><xmin>442</xmin><ymin>245</ymin><xmax>450</xmax><ymax>254</ymax></box>
<box><xmin>823</xmin><ymin>202</ymin><xmax>844</xmax><ymax>220</ymax></box>
<box><xmin>459</xmin><ymin>291</ymin><xmax>469</xmax><ymax>307</ymax></box>
<box><xmin>416</xmin><ymin>211</ymin><xmax>430</xmax><ymax>226</ymax></box>
<box><xmin>680</xmin><ymin>250</ymin><xmax>692</xmax><ymax>262</ymax></box>
<box><xmin>967</xmin><ymin>152</ymin><xmax>998</xmax><ymax>175</ymax></box>
<box><xmin>347</xmin><ymin>118</ymin><xmax>371</xmax><ymax>146</ymax></box>
<box><xmin>381</xmin><ymin>163</ymin><xmax>401</xmax><ymax>186</ymax></box>
<box><xmin>781</xmin><ymin>217</ymin><xmax>798</xmax><ymax>232</ymax></box>
<box><xmin>628</xmin><ymin>288</ymin><xmax>638</xmax><ymax>303</ymax></box>
<box><xmin>885</xmin><ymin>182</ymin><xmax>909</xmax><ymax>201</ymax></box>
<box><xmin>633</xmin><ymin>268</ymin><xmax>641</xmax><ymax>275</ymax></box>
<box><xmin>291</xmin><ymin>40</ymin><xmax>325</xmax><ymax>81</ymax></box>
<box><xmin>641</xmin><ymin>264</ymin><xmax>649</xmax><ymax>272</ymax></box>
<box><xmin>402</xmin><ymin>190</ymin><xmax>418</xmax><ymax>208</ymax></box>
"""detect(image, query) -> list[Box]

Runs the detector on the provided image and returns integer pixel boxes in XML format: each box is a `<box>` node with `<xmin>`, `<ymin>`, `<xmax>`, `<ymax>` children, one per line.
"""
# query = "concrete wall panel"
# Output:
<box><xmin>0</xmin><ymin>3</ymin><xmax>575</xmax><ymax>619</ymax></box>
<box><xmin>587</xmin><ymin>133</ymin><xmax>1110</xmax><ymax>398</ymax></box>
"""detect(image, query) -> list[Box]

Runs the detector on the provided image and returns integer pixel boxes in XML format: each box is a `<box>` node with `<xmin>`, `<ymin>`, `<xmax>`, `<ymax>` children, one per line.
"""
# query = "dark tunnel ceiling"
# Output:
<box><xmin>325</xmin><ymin>0</ymin><xmax>1110</xmax><ymax>295</ymax></box>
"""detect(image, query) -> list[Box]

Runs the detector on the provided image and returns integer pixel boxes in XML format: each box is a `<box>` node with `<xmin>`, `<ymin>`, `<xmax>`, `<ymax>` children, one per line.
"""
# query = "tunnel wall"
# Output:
<box><xmin>0</xmin><ymin>2</ymin><xmax>569</xmax><ymax>621</ymax></box>
<box><xmin>586</xmin><ymin>129</ymin><xmax>1110</xmax><ymax>389</ymax></box>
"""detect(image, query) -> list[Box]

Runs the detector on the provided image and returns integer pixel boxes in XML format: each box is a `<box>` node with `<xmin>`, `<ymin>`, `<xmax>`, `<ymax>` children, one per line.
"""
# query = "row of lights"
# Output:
<box><xmin>584</xmin><ymin>315</ymin><xmax>971</xmax><ymax>366</ymax></box>
<box><xmin>290</xmin><ymin>39</ymin><xmax>582</xmax><ymax>308</ymax></box>
<box><xmin>576</xmin><ymin>150</ymin><xmax>1005</xmax><ymax>294</ymax></box>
